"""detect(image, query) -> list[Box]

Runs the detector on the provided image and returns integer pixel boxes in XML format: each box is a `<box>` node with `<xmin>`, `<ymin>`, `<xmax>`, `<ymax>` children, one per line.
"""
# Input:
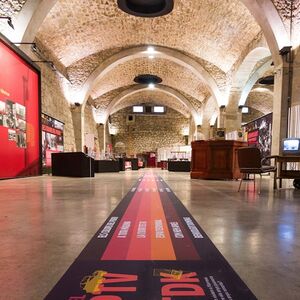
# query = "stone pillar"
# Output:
<box><xmin>217</xmin><ymin>106</ymin><xmax>226</xmax><ymax>128</ymax></box>
<box><xmin>272</xmin><ymin>56</ymin><xmax>291</xmax><ymax>155</ymax></box>
<box><xmin>97</xmin><ymin>123</ymin><xmax>105</xmax><ymax>152</ymax></box>
<box><xmin>71</xmin><ymin>104</ymin><xmax>84</xmax><ymax>152</ymax></box>
<box><xmin>292</xmin><ymin>46</ymin><xmax>300</xmax><ymax>106</ymax></box>
<box><xmin>222</xmin><ymin>91</ymin><xmax>243</xmax><ymax>133</ymax></box>
<box><xmin>196</xmin><ymin>124</ymin><xmax>208</xmax><ymax>140</ymax></box>
<box><xmin>189</xmin><ymin>118</ymin><xmax>196</xmax><ymax>142</ymax></box>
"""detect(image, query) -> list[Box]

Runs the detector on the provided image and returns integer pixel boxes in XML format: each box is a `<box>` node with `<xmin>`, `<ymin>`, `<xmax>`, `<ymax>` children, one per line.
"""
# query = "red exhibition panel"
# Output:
<box><xmin>0</xmin><ymin>39</ymin><xmax>40</xmax><ymax>179</ymax></box>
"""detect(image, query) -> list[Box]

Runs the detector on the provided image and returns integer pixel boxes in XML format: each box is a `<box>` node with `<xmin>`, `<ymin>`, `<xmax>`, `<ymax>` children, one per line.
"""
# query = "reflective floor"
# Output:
<box><xmin>0</xmin><ymin>169</ymin><xmax>300</xmax><ymax>299</ymax></box>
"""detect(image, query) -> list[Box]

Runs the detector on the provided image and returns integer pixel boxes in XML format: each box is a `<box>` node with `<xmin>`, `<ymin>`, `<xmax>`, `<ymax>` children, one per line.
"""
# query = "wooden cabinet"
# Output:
<box><xmin>191</xmin><ymin>140</ymin><xmax>247</xmax><ymax>179</ymax></box>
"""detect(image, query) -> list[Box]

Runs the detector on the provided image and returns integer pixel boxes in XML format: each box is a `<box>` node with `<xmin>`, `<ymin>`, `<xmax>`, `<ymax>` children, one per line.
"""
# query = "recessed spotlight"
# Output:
<box><xmin>148</xmin><ymin>83</ymin><xmax>155</xmax><ymax>89</ymax></box>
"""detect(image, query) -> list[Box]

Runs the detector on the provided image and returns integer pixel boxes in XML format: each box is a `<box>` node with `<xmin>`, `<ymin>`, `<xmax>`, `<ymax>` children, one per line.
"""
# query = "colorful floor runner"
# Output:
<box><xmin>46</xmin><ymin>172</ymin><xmax>257</xmax><ymax>299</ymax></box>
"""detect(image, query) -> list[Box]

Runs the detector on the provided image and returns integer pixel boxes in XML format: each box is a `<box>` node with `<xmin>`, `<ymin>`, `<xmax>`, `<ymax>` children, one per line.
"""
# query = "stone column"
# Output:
<box><xmin>97</xmin><ymin>123</ymin><xmax>105</xmax><ymax>152</ymax></box>
<box><xmin>217</xmin><ymin>106</ymin><xmax>226</xmax><ymax>128</ymax></box>
<box><xmin>272</xmin><ymin>55</ymin><xmax>291</xmax><ymax>155</ymax></box>
<box><xmin>222</xmin><ymin>91</ymin><xmax>243</xmax><ymax>133</ymax></box>
<box><xmin>71</xmin><ymin>104</ymin><xmax>84</xmax><ymax>152</ymax></box>
<box><xmin>189</xmin><ymin>118</ymin><xmax>196</xmax><ymax>141</ymax></box>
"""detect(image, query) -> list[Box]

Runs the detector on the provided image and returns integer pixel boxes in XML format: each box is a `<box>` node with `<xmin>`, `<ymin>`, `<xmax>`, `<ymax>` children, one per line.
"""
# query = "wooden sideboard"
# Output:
<box><xmin>191</xmin><ymin>140</ymin><xmax>247</xmax><ymax>179</ymax></box>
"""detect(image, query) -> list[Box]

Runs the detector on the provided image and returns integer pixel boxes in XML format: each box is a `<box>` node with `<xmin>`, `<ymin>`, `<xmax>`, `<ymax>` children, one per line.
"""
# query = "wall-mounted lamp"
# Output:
<box><xmin>279</xmin><ymin>46</ymin><xmax>292</xmax><ymax>56</ymax></box>
<box><xmin>0</xmin><ymin>16</ymin><xmax>14</xmax><ymax>29</ymax></box>
<box><xmin>219</xmin><ymin>105</ymin><xmax>226</xmax><ymax>112</ymax></box>
<box><xmin>32</xmin><ymin>60</ymin><xmax>56</xmax><ymax>71</ymax></box>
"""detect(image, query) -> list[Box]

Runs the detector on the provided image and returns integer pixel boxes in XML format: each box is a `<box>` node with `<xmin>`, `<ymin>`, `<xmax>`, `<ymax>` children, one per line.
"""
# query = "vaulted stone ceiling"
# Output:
<box><xmin>90</xmin><ymin>58</ymin><xmax>210</xmax><ymax>101</ymax></box>
<box><xmin>36</xmin><ymin>0</ymin><xmax>261</xmax><ymax>70</ymax></box>
<box><xmin>110</xmin><ymin>90</ymin><xmax>191</xmax><ymax>118</ymax></box>
<box><xmin>1</xmin><ymin>0</ymin><xmax>281</xmax><ymax>120</ymax></box>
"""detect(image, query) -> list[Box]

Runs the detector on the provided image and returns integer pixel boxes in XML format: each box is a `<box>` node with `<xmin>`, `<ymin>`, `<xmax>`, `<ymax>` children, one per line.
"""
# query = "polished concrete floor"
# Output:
<box><xmin>0</xmin><ymin>169</ymin><xmax>300</xmax><ymax>300</ymax></box>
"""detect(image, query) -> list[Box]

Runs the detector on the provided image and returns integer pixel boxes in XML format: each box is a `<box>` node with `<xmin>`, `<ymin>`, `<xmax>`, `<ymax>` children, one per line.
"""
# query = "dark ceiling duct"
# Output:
<box><xmin>117</xmin><ymin>0</ymin><xmax>174</xmax><ymax>17</ymax></box>
<box><xmin>258</xmin><ymin>75</ymin><xmax>274</xmax><ymax>85</ymax></box>
<box><xmin>134</xmin><ymin>74</ymin><xmax>162</xmax><ymax>84</ymax></box>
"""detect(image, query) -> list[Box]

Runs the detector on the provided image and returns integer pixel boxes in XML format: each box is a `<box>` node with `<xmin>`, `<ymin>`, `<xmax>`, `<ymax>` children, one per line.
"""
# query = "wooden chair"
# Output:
<box><xmin>237</xmin><ymin>147</ymin><xmax>277</xmax><ymax>193</ymax></box>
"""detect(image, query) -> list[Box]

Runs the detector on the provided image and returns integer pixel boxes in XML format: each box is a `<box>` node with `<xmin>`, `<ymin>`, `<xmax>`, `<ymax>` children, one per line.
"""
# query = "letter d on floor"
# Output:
<box><xmin>162</xmin><ymin>283</ymin><xmax>205</xmax><ymax>296</ymax></box>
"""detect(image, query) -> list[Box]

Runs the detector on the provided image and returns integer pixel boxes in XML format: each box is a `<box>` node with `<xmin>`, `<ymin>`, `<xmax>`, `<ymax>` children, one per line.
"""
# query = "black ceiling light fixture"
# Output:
<box><xmin>258</xmin><ymin>75</ymin><xmax>274</xmax><ymax>85</ymax></box>
<box><xmin>134</xmin><ymin>74</ymin><xmax>162</xmax><ymax>84</ymax></box>
<box><xmin>117</xmin><ymin>0</ymin><xmax>174</xmax><ymax>17</ymax></box>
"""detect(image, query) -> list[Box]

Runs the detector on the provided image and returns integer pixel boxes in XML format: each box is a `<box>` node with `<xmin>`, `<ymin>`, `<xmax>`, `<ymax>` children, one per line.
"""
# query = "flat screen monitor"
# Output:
<box><xmin>282</xmin><ymin>138</ymin><xmax>300</xmax><ymax>155</ymax></box>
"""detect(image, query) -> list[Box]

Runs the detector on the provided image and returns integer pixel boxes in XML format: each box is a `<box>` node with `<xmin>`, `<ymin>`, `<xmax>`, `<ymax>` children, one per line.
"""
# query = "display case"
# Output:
<box><xmin>52</xmin><ymin>152</ymin><xmax>94</xmax><ymax>177</ymax></box>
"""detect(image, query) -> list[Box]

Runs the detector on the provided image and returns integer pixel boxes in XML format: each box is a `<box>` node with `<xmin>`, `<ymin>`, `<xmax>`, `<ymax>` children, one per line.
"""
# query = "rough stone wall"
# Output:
<box><xmin>84</xmin><ymin>103</ymin><xmax>100</xmax><ymax>152</ymax></box>
<box><xmin>110</xmin><ymin>107</ymin><xmax>189</xmax><ymax>156</ymax></box>
<box><xmin>242</xmin><ymin>108</ymin><xmax>264</xmax><ymax>124</ymax></box>
<box><xmin>246</xmin><ymin>90</ymin><xmax>273</xmax><ymax>114</ymax></box>
<box><xmin>39</xmin><ymin>64</ymin><xmax>75</xmax><ymax>152</ymax></box>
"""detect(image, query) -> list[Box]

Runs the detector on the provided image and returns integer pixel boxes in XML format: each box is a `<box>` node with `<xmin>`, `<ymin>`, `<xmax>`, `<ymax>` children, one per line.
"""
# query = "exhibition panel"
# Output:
<box><xmin>0</xmin><ymin>37</ymin><xmax>41</xmax><ymax>179</ymax></box>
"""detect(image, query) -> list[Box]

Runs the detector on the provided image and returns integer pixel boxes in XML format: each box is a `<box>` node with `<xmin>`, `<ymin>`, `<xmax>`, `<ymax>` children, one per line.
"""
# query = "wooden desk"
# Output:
<box><xmin>191</xmin><ymin>140</ymin><xmax>247</xmax><ymax>179</ymax></box>
<box><xmin>275</xmin><ymin>156</ymin><xmax>300</xmax><ymax>188</ymax></box>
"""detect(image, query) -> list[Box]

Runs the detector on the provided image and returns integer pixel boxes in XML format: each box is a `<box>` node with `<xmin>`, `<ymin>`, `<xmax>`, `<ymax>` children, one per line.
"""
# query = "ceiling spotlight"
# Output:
<box><xmin>148</xmin><ymin>83</ymin><xmax>155</xmax><ymax>89</ymax></box>
<box><xmin>0</xmin><ymin>16</ymin><xmax>14</xmax><ymax>30</ymax></box>
<box><xmin>146</xmin><ymin>46</ymin><xmax>155</xmax><ymax>54</ymax></box>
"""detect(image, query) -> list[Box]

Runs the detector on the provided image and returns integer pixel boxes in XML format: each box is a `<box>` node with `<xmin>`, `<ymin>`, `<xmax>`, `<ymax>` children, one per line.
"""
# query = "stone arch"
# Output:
<box><xmin>79</xmin><ymin>45</ymin><xmax>223</xmax><ymax>108</ymax></box>
<box><xmin>94</xmin><ymin>85</ymin><xmax>200</xmax><ymax>126</ymax></box>
<box><xmin>241</xmin><ymin>0</ymin><xmax>290</xmax><ymax>66</ymax></box>
<box><xmin>239</xmin><ymin>58</ymin><xmax>273</xmax><ymax>107</ymax></box>
<box><xmin>231</xmin><ymin>47</ymin><xmax>271</xmax><ymax>92</ymax></box>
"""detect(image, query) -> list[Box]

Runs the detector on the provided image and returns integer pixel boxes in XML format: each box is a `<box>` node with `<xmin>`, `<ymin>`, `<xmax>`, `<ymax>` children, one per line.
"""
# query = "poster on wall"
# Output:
<box><xmin>0</xmin><ymin>37</ymin><xmax>40</xmax><ymax>179</ymax></box>
<box><xmin>243</xmin><ymin>113</ymin><xmax>272</xmax><ymax>159</ymax></box>
<box><xmin>42</xmin><ymin>113</ymin><xmax>64</xmax><ymax>167</ymax></box>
